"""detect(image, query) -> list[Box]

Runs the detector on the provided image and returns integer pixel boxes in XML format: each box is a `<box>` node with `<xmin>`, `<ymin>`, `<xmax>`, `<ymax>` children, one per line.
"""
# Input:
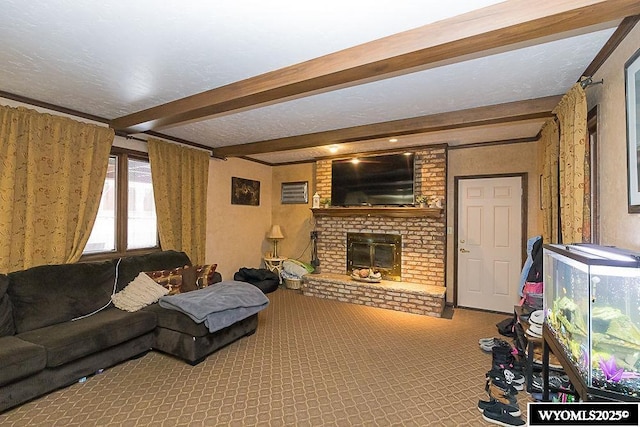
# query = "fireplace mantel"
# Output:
<box><xmin>311</xmin><ymin>206</ymin><xmax>442</xmax><ymax>218</ymax></box>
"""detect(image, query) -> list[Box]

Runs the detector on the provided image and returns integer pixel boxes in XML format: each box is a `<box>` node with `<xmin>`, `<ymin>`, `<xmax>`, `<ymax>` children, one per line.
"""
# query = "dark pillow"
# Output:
<box><xmin>192</xmin><ymin>264</ymin><xmax>218</xmax><ymax>288</ymax></box>
<box><xmin>7</xmin><ymin>261</ymin><xmax>115</xmax><ymax>334</ymax></box>
<box><xmin>180</xmin><ymin>266</ymin><xmax>199</xmax><ymax>293</ymax></box>
<box><xmin>0</xmin><ymin>274</ymin><xmax>15</xmax><ymax>336</ymax></box>
<box><xmin>236</xmin><ymin>268</ymin><xmax>279</xmax><ymax>282</ymax></box>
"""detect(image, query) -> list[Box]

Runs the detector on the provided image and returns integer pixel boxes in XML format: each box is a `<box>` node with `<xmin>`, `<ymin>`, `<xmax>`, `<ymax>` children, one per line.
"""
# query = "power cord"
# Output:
<box><xmin>292</xmin><ymin>238</ymin><xmax>312</xmax><ymax>261</ymax></box>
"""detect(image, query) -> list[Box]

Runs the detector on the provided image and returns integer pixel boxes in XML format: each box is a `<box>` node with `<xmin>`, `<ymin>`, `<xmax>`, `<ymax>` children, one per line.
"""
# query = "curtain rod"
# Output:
<box><xmin>580</xmin><ymin>76</ymin><xmax>603</xmax><ymax>89</ymax></box>
<box><xmin>115</xmin><ymin>131</ymin><xmax>223</xmax><ymax>159</ymax></box>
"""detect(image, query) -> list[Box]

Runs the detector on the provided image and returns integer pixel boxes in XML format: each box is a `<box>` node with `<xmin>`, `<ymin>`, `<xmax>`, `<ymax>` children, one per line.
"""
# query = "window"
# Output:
<box><xmin>84</xmin><ymin>148</ymin><xmax>158</xmax><ymax>256</ymax></box>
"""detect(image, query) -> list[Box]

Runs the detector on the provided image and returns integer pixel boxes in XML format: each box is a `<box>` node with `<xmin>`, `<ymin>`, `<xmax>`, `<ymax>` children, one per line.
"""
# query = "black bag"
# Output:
<box><xmin>496</xmin><ymin>315</ymin><xmax>516</xmax><ymax>337</ymax></box>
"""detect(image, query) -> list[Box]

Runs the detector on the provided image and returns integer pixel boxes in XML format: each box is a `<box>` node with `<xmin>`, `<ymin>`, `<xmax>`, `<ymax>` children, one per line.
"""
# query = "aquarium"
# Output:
<box><xmin>543</xmin><ymin>244</ymin><xmax>640</xmax><ymax>400</ymax></box>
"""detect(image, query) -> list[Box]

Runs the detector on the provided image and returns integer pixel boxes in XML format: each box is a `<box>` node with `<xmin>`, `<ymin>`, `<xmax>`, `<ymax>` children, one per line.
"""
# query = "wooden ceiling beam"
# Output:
<box><xmin>110</xmin><ymin>0</ymin><xmax>640</xmax><ymax>134</ymax></box>
<box><xmin>212</xmin><ymin>95</ymin><xmax>562</xmax><ymax>157</ymax></box>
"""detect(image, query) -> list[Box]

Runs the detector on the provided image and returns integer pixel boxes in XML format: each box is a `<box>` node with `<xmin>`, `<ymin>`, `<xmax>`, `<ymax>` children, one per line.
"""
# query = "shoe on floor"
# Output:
<box><xmin>486</xmin><ymin>380</ymin><xmax>518</xmax><ymax>405</ymax></box>
<box><xmin>487</xmin><ymin>367</ymin><xmax>525</xmax><ymax>385</ymax></box>
<box><xmin>480</xmin><ymin>341</ymin><xmax>496</xmax><ymax>352</ymax></box>
<box><xmin>477</xmin><ymin>399</ymin><xmax>521</xmax><ymax>417</ymax></box>
<box><xmin>486</xmin><ymin>375</ymin><xmax>519</xmax><ymax>395</ymax></box>
<box><xmin>487</xmin><ymin>372</ymin><xmax>523</xmax><ymax>392</ymax></box>
<box><xmin>492</xmin><ymin>342</ymin><xmax>517</xmax><ymax>369</ymax></box>
<box><xmin>479</xmin><ymin>337</ymin><xmax>509</xmax><ymax>352</ymax></box>
<box><xmin>482</xmin><ymin>406</ymin><xmax>526</xmax><ymax>426</ymax></box>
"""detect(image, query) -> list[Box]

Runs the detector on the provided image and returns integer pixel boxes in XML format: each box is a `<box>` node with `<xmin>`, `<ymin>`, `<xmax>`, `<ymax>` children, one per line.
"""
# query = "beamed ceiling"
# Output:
<box><xmin>1</xmin><ymin>1</ymin><xmax>640</xmax><ymax>164</ymax></box>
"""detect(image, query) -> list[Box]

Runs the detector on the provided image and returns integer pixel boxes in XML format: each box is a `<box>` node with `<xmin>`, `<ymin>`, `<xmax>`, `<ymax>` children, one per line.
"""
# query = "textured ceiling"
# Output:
<box><xmin>0</xmin><ymin>1</ymin><xmax>631</xmax><ymax>164</ymax></box>
<box><xmin>163</xmin><ymin>28</ymin><xmax>614</xmax><ymax>147</ymax></box>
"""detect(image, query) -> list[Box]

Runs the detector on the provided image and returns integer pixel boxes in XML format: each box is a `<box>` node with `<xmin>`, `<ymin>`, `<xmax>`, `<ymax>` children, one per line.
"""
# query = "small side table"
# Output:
<box><xmin>264</xmin><ymin>257</ymin><xmax>286</xmax><ymax>284</ymax></box>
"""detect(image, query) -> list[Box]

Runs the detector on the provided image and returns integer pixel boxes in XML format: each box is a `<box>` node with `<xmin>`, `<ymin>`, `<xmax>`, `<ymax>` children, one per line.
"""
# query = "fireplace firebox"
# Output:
<box><xmin>346</xmin><ymin>232</ymin><xmax>402</xmax><ymax>281</ymax></box>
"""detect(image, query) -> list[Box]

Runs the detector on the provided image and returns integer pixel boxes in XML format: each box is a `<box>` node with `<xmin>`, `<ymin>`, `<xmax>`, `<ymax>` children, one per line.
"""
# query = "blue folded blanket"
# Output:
<box><xmin>158</xmin><ymin>280</ymin><xmax>269</xmax><ymax>333</ymax></box>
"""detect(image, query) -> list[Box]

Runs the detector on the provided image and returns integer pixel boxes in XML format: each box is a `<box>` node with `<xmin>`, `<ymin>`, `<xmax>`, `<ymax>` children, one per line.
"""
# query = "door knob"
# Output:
<box><xmin>460</xmin><ymin>248</ymin><xmax>470</xmax><ymax>253</ymax></box>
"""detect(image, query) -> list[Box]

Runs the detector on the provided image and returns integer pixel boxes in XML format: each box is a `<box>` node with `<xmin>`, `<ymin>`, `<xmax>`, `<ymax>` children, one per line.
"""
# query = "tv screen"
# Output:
<box><xmin>331</xmin><ymin>153</ymin><xmax>415</xmax><ymax>206</ymax></box>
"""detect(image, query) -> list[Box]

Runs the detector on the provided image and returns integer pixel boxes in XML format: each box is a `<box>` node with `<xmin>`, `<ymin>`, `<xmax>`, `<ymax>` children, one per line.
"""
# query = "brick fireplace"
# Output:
<box><xmin>312</xmin><ymin>147</ymin><xmax>446</xmax><ymax>287</ymax></box>
<box><xmin>302</xmin><ymin>147</ymin><xmax>447</xmax><ymax>317</ymax></box>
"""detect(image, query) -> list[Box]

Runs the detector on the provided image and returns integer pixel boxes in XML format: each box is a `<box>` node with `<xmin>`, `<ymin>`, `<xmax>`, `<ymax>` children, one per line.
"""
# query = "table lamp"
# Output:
<box><xmin>267</xmin><ymin>225</ymin><xmax>284</xmax><ymax>258</ymax></box>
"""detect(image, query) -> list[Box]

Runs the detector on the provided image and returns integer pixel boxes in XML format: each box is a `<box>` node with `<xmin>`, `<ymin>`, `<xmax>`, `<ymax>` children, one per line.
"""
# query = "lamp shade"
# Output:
<box><xmin>267</xmin><ymin>225</ymin><xmax>284</xmax><ymax>239</ymax></box>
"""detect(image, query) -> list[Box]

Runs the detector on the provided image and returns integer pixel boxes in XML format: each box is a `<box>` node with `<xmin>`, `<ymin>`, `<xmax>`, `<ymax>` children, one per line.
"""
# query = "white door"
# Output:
<box><xmin>457</xmin><ymin>176</ymin><xmax>523</xmax><ymax>313</ymax></box>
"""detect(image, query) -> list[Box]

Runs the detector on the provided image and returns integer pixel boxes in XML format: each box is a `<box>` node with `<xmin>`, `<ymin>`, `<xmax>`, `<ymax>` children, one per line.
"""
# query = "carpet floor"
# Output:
<box><xmin>1</xmin><ymin>288</ymin><xmax>532</xmax><ymax>426</ymax></box>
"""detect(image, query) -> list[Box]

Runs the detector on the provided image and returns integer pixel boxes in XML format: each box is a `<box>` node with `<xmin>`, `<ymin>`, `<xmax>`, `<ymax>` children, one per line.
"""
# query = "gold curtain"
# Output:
<box><xmin>0</xmin><ymin>105</ymin><xmax>114</xmax><ymax>272</ymax></box>
<box><xmin>147</xmin><ymin>138</ymin><xmax>209</xmax><ymax>265</ymax></box>
<box><xmin>540</xmin><ymin>118</ymin><xmax>560</xmax><ymax>244</ymax></box>
<box><xmin>554</xmin><ymin>83</ymin><xmax>588</xmax><ymax>244</ymax></box>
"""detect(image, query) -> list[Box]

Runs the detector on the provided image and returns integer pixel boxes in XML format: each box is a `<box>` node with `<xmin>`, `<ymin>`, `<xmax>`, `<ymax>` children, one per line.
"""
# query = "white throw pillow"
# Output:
<box><xmin>112</xmin><ymin>272</ymin><xmax>169</xmax><ymax>312</ymax></box>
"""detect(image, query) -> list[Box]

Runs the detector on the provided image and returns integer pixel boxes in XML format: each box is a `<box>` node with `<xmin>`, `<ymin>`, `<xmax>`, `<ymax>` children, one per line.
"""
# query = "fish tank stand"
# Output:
<box><xmin>543</xmin><ymin>324</ymin><xmax>639</xmax><ymax>402</ymax></box>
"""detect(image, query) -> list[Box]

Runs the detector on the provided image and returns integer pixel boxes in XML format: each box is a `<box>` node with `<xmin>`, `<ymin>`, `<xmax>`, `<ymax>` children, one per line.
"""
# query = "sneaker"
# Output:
<box><xmin>530</xmin><ymin>374</ymin><xmax>543</xmax><ymax>392</ymax></box>
<box><xmin>487</xmin><ymin>370</ymin><xmax>524</xmax><ymax>391</ymax></box>
<box><xmin>550</xmin><ymin>374</ymin><xmax>572</xmax><ymax>391</ymax></box>
<box><xmin>480</xmin><ymin>341</ymin><xmax>496</xmax><ymax>352</ymax></box>
<box><xmin>480</xmin><ymin>337</ymin><xmax>508</xmax><ymax>352</ymax></box>
<box><xmin>487</xmin><ymin>367</ymin><xmax>525</xmax><ymax>385</ymax></box>
<box><xmin>477</xmin><ymin>399</ymin><xmax>521</xmax><ymax>417</ymax></box>
<box><xmin>482</xmin><ymin>406</ymin><xmax>526</xmax><ymax>426</ymax></box>
<box><xmin>531</xmin><ymin>373</ymin><xmax>572</xmax><ymax>392</ymax></box>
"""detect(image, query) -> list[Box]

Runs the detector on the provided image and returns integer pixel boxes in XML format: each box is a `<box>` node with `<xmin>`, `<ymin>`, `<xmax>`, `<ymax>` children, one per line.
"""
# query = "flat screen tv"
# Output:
<box><xmin>331</xmin><ymin>153</ymin><xmax>415</xmax><ymax>206</ymax></box>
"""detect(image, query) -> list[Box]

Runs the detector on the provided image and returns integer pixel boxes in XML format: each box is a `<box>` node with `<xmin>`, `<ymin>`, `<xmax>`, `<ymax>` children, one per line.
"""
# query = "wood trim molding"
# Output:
<box><xmin>213</xmin><ymin>96</ymin><xmax>560</xmax><ymax>157</ymax></box>
<box><xmin>110</xmin><ymin>1</ymin><xmax>640</xmax><ymax>134</ymax></box>
<box><xmin>310</xmin><ymin>207</ymin><xmax>443</xmax><ymax>218</ymax></box>
<box><xmin>583</xmin><ymin>14</ymin><xmax>640</xmax><ymax>77</ymax></box>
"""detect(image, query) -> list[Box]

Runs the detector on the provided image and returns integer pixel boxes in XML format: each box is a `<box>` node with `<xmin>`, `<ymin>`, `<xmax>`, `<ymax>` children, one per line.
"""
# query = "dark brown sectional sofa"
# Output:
<box><xmin>0</xmin><ymin>251</ymin><xmax>259</xmax><ymax>413</ymax></box>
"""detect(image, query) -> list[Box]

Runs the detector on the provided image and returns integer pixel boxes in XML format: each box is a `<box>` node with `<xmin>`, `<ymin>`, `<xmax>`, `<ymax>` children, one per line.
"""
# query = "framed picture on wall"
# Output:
<box><xmin>231</xmin><ymin>177</ymin><xmax>260</xmax><ymax>206</ymax></box>
<box><xmin>626</xmin><ymin>47</ymin><xmax>640</xmax><ymax>213</ymax></box>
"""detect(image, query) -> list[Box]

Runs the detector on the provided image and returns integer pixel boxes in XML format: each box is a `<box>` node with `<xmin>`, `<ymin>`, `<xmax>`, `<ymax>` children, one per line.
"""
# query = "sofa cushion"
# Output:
<box><xmin>0</xmin><ymin>336</ymin><xmax>46</xmax><ymax>386</ymax></box>
<box><xmin>0</xmin><ymin>274</ymin><xmax>15</xmax><ymax>336</ymax></box>
<box><xmin>7</xmin><ymin>261</ymin><xmax>116</xmax><ymax>334</ymax></box>
<box><xmin>16</xmin><ymin>308</ymin><xmax>156</xmax><ymax>368</ymax></box>
<box><xmin>143</xmin><ymin>303</ymin><xmax>211</xmax><ymax>337</ymax></box>
<box><xmin>115</xmin><ymin>250</ymin><xmax>191</xmax><ymax>292</ymax></box>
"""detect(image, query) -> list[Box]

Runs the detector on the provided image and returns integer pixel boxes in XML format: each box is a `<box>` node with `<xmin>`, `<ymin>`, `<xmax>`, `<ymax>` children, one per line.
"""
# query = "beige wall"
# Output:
<box><xmin>206</xmin><ymin>158</ymin><xmax>273</xmax><ymax>280</ymax></box>
<box><xmin>586</xmin><ymin>24</ymin><xmax>640</xmax><ymax>250</ymax></box>
<box><xmin>271</xmin><ymin>163</ymin><xmax>316</xmax><ymax>263</ymax></box>
<box><xmin>446</xmin><ymin>141</ymin><xmax>542</xmax><ymax>302</ymax></box>
<box><xmin>7</xmin><ymin>21</ymin><xmax>640</xmax><ymax>292</ymax></box>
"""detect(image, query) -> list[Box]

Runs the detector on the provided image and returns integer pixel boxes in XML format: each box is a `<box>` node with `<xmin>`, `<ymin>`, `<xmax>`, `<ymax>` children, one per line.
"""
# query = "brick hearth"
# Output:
<box><xmin>303</xmin><ymin>273</ymin><xmax>446</xmax><ymax>317</ymax></box>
